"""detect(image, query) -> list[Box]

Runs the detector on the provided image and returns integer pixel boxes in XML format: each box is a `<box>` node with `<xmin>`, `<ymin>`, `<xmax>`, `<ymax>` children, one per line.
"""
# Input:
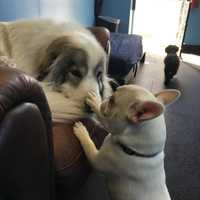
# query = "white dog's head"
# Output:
<box><xmin>38</xmin><ymin>30</ymin><xmax>111</xmax><ymax>115</ymax></box>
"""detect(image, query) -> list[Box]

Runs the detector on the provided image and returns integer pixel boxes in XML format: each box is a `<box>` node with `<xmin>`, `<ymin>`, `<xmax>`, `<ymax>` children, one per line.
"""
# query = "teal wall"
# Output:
<box><xmin>0</xmin><ymin>0</ymin><xmax>95</xmax><ymax>26</ymax></box>
<box><xmin>184</xmin><ymin>6</ymin><xmax>200</xmax><ymax>45</ymax></box>
<box><xmin>0</xmin><ymin>0</ymin><xmax>40</xmax><ymax>20</ymax></box>
<box><xmin>40</xmin><ymin>0</ymin><xmax>95</xmax><ymax>26</ymax></box>
<box><xmin>101</xmin><ymin>0</ymin><xmax>132</xmax><ymax>33</ymax></box>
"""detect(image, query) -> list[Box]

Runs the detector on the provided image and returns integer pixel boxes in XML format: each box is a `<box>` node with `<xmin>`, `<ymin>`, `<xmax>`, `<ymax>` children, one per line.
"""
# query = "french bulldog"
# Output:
<box><xmin>73</xmin><ymin>84</ymin><xmax>180</xmax><ymax>200</ymax></box>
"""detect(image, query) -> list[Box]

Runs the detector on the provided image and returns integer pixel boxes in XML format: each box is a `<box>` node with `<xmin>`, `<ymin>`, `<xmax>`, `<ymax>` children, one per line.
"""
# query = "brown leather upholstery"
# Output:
<box><xmin>89</xmin><ymin>27</ymin><xmax>110</xmax><ymax>54</ymax></box>
<box><xmin>0</xmin><ymin>60</ymin><xmax>55</xmax><ymax>200</ymax></box>
<box><xmin>0</xmin><ymin>61</ymin><xmax>52</xmax><ymax>125</ymax></box>
<box><xmin>0</xmin><ymin>104</ymin><xmax>54</xmax><ymax>200</ymax></box>
<box><xmin>0</xmin><ymin>27</ymin><xmax>110</xmax><ymax>199</ymax></box>
<box><xmin>89</xmin><ymin>26</ymin><xmax>111</xmax><ymax>73</ymax></box>
<box><xmin>53</xmin><ymin>118</ymin><xmax>108</xmax><ymax>198</ymax></box>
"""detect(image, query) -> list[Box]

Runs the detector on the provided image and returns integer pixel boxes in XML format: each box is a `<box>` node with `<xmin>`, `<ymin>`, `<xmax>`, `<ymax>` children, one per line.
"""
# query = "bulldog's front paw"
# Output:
<box><xmin>73</xmin><ymin>122</ymin><xmax>90</xmax><ymax>141</ymax></box>
<box><xmin>86</xmin><ymin>91</ymin><xmax>101</xmax><ymax>114</ymax></box>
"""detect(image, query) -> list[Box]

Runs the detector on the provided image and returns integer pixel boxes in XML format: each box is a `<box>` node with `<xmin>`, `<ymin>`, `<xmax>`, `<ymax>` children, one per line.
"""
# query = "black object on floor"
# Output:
<box><xmin>164</xmin><ymin>45</ymin><xmax>180</xmax><ymax>85</ymax></box>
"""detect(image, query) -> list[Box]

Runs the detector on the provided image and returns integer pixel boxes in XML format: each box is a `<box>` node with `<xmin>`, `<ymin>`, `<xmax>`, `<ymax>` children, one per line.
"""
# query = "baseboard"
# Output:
<box><xmin>181</xmin><ymin>53</ymin><xmax>200</xmax><ymax>69</ymax></box>
<box><xmin>181</xmin><ymin>44</ymin><xmax>200</xmax><ymax>56</ymax></box>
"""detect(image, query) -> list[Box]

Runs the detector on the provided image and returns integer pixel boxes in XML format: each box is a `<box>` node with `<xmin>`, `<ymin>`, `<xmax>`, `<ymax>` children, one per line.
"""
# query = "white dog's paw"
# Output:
<box><xmin>73</xmin><ymin>122</ymin><xmax>90</xmax><ymax>141</ymax></box>
<box><xmin>86</xmin><ymin>91</ymin><xmax>101</xmax><ymax>114</ymax></box>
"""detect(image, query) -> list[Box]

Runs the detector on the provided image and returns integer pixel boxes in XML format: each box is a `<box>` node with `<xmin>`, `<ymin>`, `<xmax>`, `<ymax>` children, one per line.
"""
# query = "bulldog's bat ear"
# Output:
<box><xmin>127</xmin><ymin>101</ymin><xmax>164</xmax><ymax>123</ymax></box>
<box><xmin>155</xmin><ymin>89</ymin><xmax>181</xmax><ymax>106</ymax></box>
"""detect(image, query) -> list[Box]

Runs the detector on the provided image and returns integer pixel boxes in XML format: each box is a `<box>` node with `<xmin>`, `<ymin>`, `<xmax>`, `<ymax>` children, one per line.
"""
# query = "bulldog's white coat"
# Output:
<box><xmin>74</xmin><ymin>85</ymin><xmax>181</xmax><ymax>200</ymax></box>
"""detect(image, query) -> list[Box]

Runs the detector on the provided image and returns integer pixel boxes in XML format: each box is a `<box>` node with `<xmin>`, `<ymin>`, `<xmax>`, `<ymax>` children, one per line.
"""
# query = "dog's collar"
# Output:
<box><xmin>118</xmin><ymin>142</ymin><xmax>161</xmax><ymax>158</ymax></box>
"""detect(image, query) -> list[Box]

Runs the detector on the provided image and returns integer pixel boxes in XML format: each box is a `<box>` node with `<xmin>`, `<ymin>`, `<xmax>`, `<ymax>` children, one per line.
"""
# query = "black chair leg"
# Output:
<box><xmin>134</xmin><ymin>63</ymin><xmax>138</xmax><ymax>77</ymax></box>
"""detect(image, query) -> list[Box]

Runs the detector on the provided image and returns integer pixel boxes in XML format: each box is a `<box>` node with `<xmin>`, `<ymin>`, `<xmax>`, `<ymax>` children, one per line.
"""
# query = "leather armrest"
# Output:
<box><xmin>0</xmin><ymin>58</ymin><xmax>55</xmax><ymax>199</ymax></box>
<box><xmin>88</xmin><ymin>27</ymin><xmax>111</xmax><ymax>73</ymax></box>
<box><xmin>0</xmin><ymin>103</ymin><xmax>55</xmax><ymax>200</ymax></box>
<box><xmin>0</xmin><ymin>59</ymin><xmax>52</xmax><ymax>129</ymax></box>
<box><xmin>88</xmin><ymin>26</ymin><xmax>111</xmax><ymax>55</ymax></box>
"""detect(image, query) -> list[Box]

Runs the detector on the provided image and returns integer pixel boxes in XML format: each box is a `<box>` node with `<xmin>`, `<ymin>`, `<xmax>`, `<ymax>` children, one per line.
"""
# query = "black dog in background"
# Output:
<box><xmin>164</xmin><ymin>45</ymin><xmax>180</xmax><ymax>85</ymax></box>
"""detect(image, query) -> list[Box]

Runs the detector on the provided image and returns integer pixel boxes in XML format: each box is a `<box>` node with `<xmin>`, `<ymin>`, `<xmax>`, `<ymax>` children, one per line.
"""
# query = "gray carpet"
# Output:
<box><xmin>164</xmin><ymin>62</ymin><xmax>200</xmax><ymax>200</ymax></box>
<box><xmin>134</xmin><ymin>53</ymin><xmax>200</xmax><ymax>200</ymax></box>
<box><xmin>72</xmin><ymin>53</ymin><xmax>200</xmax><ymax>200</ymax></box>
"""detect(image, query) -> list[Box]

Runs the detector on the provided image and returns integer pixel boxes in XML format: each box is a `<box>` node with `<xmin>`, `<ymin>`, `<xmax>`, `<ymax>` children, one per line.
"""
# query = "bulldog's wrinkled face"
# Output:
<box><xmin>99</xmin><ymin>84</ymin><xmax>180</xmax><ymax>155</ymax></box>
<box><xmin>100</xmin><ymin>85</ymin><xmax>163</xmax><ymax>122</ymax></box>
<box><xmin>38</xmin><ymin>32</ymin><xmax>111</xmax><ymax>113</ymax></box>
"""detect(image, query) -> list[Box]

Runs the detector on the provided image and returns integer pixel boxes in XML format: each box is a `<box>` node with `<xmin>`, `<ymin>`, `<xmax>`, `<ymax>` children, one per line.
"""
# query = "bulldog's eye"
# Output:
<box><xmin>70</xmin><ymin>69</ymin><xmax>82</xmax><ymax>78</ymax></box>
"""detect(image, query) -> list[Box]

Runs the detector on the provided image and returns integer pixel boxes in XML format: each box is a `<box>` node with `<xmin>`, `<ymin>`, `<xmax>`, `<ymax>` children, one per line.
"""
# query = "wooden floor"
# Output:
<box><xmin>132</xmin><ymin>52</ymin><xmax>166</xmax><ymax>93</ymax></box>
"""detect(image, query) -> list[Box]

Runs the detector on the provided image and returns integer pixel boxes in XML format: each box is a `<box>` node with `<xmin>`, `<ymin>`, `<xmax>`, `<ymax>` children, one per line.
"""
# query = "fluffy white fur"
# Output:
<box><xmin>0</xmin><ymin>19</ymin><xmax>96</xmax><ymax>76</ymax></box>
<box><xmin>0</xmin><ymin>18</ymin><xmax>111</xmax><ymax>121</ymax></box>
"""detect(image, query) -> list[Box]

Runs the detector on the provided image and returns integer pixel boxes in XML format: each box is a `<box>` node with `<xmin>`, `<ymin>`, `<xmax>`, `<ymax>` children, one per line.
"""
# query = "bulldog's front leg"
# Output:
<box><xmin>74</xmin><ymin>122</ymin><xmax>117</xmax><ymax>174</ymax></box>
<box><xmin>73</xmin><ymin>122</ymin><xmax>98</xmax><ymax>165</ymax></box>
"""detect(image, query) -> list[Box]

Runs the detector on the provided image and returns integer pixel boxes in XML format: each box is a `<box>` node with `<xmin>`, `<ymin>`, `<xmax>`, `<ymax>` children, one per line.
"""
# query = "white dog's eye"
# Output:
<box><xmin>97</xmin><ymin>71</ymin><xmax>103</xmax><ymax>96</ymax></box>
<box><xmin>97</xmin><ymin>71</ymin><xmax>102</xmax><ymax>79</ymax></box>
<box><xmin>70</xmin><ymin>69</ymin><xmax>82</xmax><ymax>78</ymax></box>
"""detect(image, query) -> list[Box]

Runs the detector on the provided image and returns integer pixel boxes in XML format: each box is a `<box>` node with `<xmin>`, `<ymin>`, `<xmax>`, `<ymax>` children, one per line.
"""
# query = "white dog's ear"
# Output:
<box><xmin>155</xmin><ymin>89</ymin><xmax>181</xmax><ymax>106</ymax></box>
<box><xmin>127</xmin><ymin>101</ymin><xmax>164</xmax><ymax>123</ymax></box>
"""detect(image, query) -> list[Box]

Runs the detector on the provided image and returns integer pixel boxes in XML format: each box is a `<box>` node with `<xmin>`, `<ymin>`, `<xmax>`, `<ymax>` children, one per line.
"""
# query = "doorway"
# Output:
<box><xmin>132</xmin><ymin>0</ymin><xmax>190</xmax><ymax>55</ymax></box>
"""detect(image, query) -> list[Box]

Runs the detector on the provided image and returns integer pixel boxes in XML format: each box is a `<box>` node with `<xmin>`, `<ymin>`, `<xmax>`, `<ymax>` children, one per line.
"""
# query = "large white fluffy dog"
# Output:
<box><xmin>0</xmin><ymin>19</ymin><xmax>111</xmax><ymax>121</ymax></box>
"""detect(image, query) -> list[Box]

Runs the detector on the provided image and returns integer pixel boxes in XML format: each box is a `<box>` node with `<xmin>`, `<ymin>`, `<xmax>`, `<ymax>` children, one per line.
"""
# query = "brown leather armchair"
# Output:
<box><xmin>0</xmin><ymin>27</ymin><xmax>110</xmax><ymax>200</ymax></box>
